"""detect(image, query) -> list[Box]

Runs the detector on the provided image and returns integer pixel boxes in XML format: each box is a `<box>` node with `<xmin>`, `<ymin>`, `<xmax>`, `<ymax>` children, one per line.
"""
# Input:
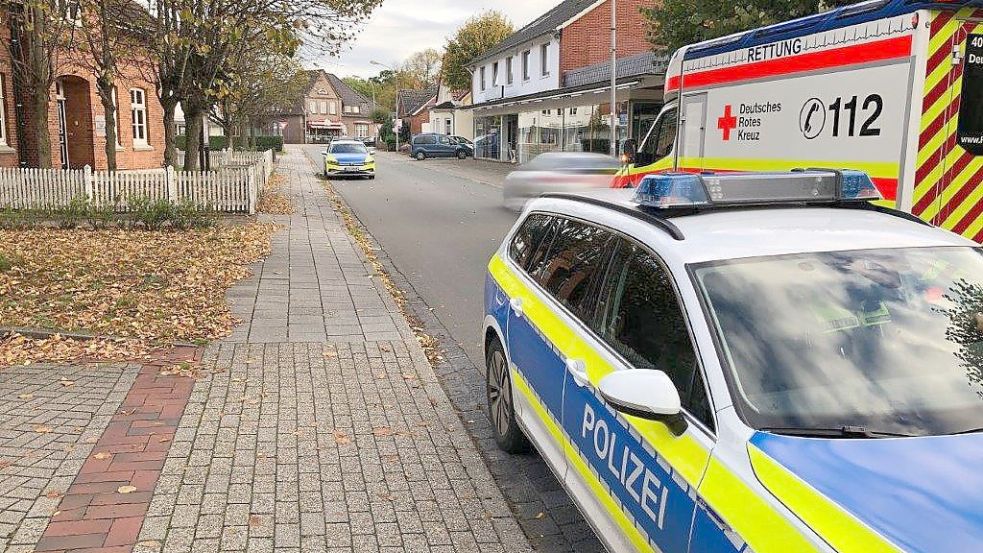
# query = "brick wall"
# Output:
<box><xmin>0</xmin><ymin>29</ymin><xmax>18</xmax><ymax>168</ymax></box>
<box><xmin>0</xmin><ymin>28</ymin><xmax>165</xmax><ymax>169</ymax></box>
<box><xmin>408</xmin><ymin>112</ymin><xmax>428</xmax><ymax>136</ymax></box>
<box><xmin>560</xmin><ymin>0</ymin><xmax>653</xmax><ymax>76</ymax></box>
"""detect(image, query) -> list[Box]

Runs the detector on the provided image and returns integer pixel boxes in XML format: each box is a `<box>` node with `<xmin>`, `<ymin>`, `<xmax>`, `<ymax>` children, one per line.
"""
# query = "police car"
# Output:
<box><xmin>482</xmin><ymin>170</ymin><xmax>983</xmax><ymax>553</ymax></box>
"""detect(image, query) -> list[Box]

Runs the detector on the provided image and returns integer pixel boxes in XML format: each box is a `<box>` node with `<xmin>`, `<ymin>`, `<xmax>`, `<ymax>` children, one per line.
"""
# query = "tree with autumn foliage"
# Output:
<box><xmin>441</xmin><ymin>11</ymin><xmax>513</xmax><ymax>92</ymax></box>
<box><xmin>71</xmin><ymin>0</ymin><xmax>150</xmax><ymax>171</ymax></box>
<box><xmin>143</xmin><ymin>0</ymin><xmax>384</xmax><ymax>170</ymax></box>
<box><xmin>0</xmin><ymin>1</ymin><xmax>81</xmax><ymax>168</ymax></box>
<box><xmin>642</xmin><ymin>0</ymin><xmax>863</xmax><ymax>52</ymax></box>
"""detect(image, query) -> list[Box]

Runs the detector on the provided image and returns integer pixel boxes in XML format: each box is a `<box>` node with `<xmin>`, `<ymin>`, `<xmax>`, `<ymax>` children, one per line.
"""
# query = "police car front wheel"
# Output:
<box><xmin>486</xmin><ymin>338</ymin><xmax>529</xmax><ymax>454</ymax></box>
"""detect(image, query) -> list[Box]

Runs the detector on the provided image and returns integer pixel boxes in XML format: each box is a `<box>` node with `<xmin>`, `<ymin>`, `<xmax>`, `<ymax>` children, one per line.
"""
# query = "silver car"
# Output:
<box><xmin>502</xmin><ymin>152</ymin><xmax>620</xmax><ymax>211</ymax></box>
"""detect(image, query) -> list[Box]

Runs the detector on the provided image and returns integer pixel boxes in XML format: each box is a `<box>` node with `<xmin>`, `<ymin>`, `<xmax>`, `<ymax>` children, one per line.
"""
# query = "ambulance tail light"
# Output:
<box><xmin>632</xmin><ymin>169</ymin><xmax>882</xmax><ymax>210</ymax></box>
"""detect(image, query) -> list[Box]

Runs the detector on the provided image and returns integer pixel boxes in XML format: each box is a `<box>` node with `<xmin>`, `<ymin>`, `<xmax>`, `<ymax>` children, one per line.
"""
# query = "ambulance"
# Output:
<box><xmin>618</xmin><ymin>0</ymin><xmax>983</xmax><ymax>243</ymax></box>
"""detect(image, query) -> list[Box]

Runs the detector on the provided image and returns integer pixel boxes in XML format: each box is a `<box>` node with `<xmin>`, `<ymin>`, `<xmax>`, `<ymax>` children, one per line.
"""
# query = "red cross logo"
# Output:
<box><xmin>717</xmin><ymin>104</ymin><xmax>738</xmax><ymax>141</ymax></box>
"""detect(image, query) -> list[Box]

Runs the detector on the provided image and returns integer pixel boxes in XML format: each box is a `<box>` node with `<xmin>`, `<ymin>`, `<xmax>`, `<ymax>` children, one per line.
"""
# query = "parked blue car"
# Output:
<box><xmin>410</xmin><ymin>133</ymin><xmax>471</xmax><ymax>161</ymax></box>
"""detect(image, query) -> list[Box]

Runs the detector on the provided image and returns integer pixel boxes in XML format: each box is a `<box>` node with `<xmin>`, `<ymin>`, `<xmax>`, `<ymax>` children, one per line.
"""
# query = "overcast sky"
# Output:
<box><xmin>310</xmin><ymin>1</ymin><xmax>561</xmax><ymax>79</ymax></box>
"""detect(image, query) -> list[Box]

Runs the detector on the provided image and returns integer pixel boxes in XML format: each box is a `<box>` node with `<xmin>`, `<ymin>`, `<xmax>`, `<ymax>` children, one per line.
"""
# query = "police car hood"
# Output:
<box><xmin>749</xmin><ymin>431</ymin><xmax>983</xmax><ymax>551</ymax></box>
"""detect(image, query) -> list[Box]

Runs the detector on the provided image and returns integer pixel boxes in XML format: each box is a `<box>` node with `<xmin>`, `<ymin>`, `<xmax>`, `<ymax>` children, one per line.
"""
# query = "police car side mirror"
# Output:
<box><xmin>598</xmin><ymin>370</ymin><xmax>688</xmax><ymax>436</ymax></box>
<box><xmin>621</xmin><ymin>138</ymin><xmax>637</xmax><ymax>164</ymax></box>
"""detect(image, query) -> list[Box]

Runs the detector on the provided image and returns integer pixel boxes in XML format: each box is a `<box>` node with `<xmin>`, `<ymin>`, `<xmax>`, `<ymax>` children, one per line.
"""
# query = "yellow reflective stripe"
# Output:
<box><xmin>699</xmin><ymin>458</ymin><xmax>820</xmax><ymax>552</ymax></box>
<box><xmin>510</xmin><ymin>368</ymin><xmax>655</xmax><ymax>553</ymax></box>
<box><xmin>747</xmin><ymin>446</ymin><xmax>901</xmax><ymax>553</ymax></box>
<box><xmin>488</xmin><ymin>255</ymin><xmax>711</xmax><ymax>486</ymax></box>
<box><xmin>677</xmin><ymin>157</ymin><xmax>899</xmax><ymax>178</ymax></box>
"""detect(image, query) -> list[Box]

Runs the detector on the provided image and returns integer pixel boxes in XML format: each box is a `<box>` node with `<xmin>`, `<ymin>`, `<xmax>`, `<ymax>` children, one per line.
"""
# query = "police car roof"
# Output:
<box><xmin>532</xmin><ymin>189</ymin><xmax>976</xmax><ymax>264</ymax></box>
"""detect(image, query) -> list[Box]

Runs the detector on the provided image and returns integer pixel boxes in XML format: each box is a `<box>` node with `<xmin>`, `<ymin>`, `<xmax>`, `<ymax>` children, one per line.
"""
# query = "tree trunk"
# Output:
<box><xmin>161</xmin><ymin>96</ymin><xmax>179</xmax><ymax>168</ymax></box>
<box><xmin>28</xmin><ymin>86</ymin><xmax>53</xmax><ymax>168</ymax></box>
<box><xmin>96</xmin><ymin>77</ymin><xmax>117</xmax><ymax>171</ymax></box>
<box><xmin>183</xmin><ymin>104</ymin><xmax>202</xmax><ymax>171</ymax></box>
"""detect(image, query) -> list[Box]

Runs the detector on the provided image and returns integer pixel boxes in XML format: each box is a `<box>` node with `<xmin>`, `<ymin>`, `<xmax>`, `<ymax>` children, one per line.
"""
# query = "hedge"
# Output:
<box><xmin>175</xmin><ymin>135</ymin><xmax>283</xmax><ymax>152</ymax></box>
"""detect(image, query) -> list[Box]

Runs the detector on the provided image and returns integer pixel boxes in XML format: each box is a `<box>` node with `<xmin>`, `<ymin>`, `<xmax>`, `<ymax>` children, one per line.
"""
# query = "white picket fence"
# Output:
<box><xmin>0</xmin><ymin>150</ymin><xmax>274</xmax><ymax>214</ymax></box>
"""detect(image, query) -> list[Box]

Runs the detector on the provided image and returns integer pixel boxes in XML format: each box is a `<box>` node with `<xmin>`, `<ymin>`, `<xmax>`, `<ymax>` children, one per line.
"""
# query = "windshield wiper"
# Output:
<box><xmin>948</xmin><ymin>427</ymin><xmax>983</xmax><ymax>436</ymax></box>
<box><xmin>760</xmin><ymin>426</ymin><xmax>917</xmax><ymax>439</ymax></box>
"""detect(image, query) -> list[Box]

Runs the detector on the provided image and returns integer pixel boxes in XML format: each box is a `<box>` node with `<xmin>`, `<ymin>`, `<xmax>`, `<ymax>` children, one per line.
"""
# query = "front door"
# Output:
<box><xmin>56</xmin><ymin>81</ymin><xmax>69</xmax><ymax>169</ymax></box>
<box><xmin>562</xmin><ymin>237</ymin><xmax>714</xmax><ymax>553</ymax></box>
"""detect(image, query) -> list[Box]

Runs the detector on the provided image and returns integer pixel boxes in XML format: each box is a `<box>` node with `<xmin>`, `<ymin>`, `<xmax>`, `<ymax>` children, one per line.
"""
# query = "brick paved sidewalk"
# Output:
<box><xmin>132</xmin><ymin>148</ymin><xmax>530</xmax><ymax>552</ymax></box>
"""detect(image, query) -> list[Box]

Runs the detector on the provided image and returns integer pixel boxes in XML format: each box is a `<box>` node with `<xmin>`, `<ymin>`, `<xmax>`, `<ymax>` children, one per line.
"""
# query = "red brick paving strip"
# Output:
<box><xmin>33</xmin><ymin>346</ymin><xmax>201</xmax><ymax>553</ymax></box>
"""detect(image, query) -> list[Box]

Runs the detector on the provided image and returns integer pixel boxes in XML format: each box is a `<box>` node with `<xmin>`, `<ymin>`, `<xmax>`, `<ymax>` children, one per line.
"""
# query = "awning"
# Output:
<box><xmin>470</xmin><ymin>76</ymin><xmax>663</xmax><ymax>116</ymax></box>
<box><xmin>308</xmin><ymin>120</ymin><xmax>346</xmax><ymax>130</ymax></box>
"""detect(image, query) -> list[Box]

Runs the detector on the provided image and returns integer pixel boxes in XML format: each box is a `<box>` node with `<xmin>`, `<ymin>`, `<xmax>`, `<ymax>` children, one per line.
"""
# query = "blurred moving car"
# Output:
<box><xmin>361</xmin><ymin>137</ymin><xmax>377</xmax><ymax>153</ymax></box>
<box><xmin>502</xmin><ymin>152</ymin><xmax>620</xmax><ymax>211</ymax></box>
<box><xmin>410</xmin><ymin>133</ymin><xmax>472</xmax><ymax>160</ymax></box>
<box><xmin>323</xmin><ymin>139</ymin><xmax>376</xmax><ymax>179</ymax></box>
<box><xmin>450</xmin><ymin>136</ymin><xmax>474</xmax><ymax>156</ymax></box>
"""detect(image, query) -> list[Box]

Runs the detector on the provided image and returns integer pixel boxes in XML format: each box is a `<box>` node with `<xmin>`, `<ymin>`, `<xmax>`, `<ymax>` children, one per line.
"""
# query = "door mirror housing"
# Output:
<box><xmin>621</xmin><ymin>138</ymin><xmax>637</xmax><ymax>165</ymax></box>
<box><xmin>598</xmin><ymin>370</ymin><xmax>688</xmax><ymax>436</ymax></box>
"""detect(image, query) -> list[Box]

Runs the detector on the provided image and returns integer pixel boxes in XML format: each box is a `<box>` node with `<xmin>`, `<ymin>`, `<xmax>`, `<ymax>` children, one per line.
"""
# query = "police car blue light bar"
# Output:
<box><xmin>633</xmin><ymin>169</ymin><xmax>882</xmax><ymax>209</ymax></box>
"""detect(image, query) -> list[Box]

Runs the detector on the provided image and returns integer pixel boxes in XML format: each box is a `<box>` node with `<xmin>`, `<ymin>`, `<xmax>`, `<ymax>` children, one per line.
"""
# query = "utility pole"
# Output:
<box><xmin>609</xmin><ymin>0</ymin><xmax>618</xmax><ymax>157</ymax></box>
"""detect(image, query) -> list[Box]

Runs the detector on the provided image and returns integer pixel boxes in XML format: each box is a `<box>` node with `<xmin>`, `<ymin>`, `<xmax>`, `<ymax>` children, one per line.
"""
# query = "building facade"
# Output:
<box><xmin>396</xmin><ymin>88</ymin><xmax>437</xmax><ymax>138</ymax></box>
<box><xmin>0</xmin><ymin>28</ymin><xmax>165</xmax><ymax>170</ymax></box>
<box><xmin>425</xmin><ymin>82</ymin><xmax>473</xmax><ymax>140</ymax></box>
<box><xmin>272</xmin><ymin>70</ymin><xmax>380</xmax><ymax>144</ymax></box>
<box><xmin>468</xmin><ymin>0</ymin><xmax>664</xmax><ymax>163</ymax></box>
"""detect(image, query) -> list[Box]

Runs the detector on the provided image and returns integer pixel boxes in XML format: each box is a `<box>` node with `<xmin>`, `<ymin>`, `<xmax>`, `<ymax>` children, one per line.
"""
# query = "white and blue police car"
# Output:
<box><xmin>482</xmin><ymin>170</ymin><xmax>983</xmax><ymax>553</ymax></box>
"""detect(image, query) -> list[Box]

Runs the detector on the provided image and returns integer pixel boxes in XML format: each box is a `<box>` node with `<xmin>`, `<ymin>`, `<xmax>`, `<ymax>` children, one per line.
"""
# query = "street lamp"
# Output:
<box><xmin>371</xmin><ymin>60</ymin><xmax>400</xmax><ymax>153</ymax></box>
<box><xmin>609</xmin><ymin>0</ymin><xmax>618</xmax><ymax>157</ymax></box>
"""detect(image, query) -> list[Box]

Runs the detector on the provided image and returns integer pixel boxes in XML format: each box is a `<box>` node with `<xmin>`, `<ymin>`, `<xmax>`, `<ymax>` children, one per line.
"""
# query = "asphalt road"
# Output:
<box><xmin>303</xmin><ymin>145</ymin><xmax>518</xmax><ymax>366</ymax></box>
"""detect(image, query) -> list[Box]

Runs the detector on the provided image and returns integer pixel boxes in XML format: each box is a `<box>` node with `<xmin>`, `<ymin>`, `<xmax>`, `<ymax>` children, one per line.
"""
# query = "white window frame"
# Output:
<box><xmin>319</xmin><ymin>100</ymin><xmax>327</xmax><ymax>114</ymax></box>
<box><xmin>309</xmin><ymin>100</ymin><xmax>317</xmax><ymax>114</ymax></box>
<box><xmin>480</xmin><ymin>66</ymin><xmax>486</xmax><ymax>91</ymax></box>
<box><xmin>111</xmin><ymin>87</ymin><xmax>122</xmax><ymax>147</ymax></box>
<box><xmin>522</xmin><ymin>50</ymin><xmax>531</xmax><ymax>81</ymax></box>
<box><xmin>492</xmin><ymin>62</ymin><xmax>499</xmax><ymax>87</ymax></box>
<box><xmin>506</xmin><ymin>56</ymin><xmax>513</xmax><ymax>85</ymax></box>
<box><xmin>130</xmin><ymin>88</ymin><xmax>147</xmax><ymax>146</ymax></box>
<box><xmin>0</xmin><ymin>74</ymin><xmax>8</xmax><ymax>146</ymax></box>
<box><xmin>350</xmin><ymin>105</ymin><xmax>360</xmax><ymax>114</ymax></box>
<box><xmin>540</xmin><ymin>44</ymin><xmax>549</xmax><ymax>77</ymax></box>
<box><xmin>329</xmin><ymin>101</ymin><xmax>337</xmax><ymax>115</ymax></box>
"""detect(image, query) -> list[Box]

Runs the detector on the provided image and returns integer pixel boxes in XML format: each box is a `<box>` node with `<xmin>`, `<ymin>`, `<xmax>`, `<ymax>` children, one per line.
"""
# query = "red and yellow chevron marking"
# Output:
<box><xmin>914</xmin><ymin>8</ymin><xmax>983</xmax><ymax>243</ymax></box>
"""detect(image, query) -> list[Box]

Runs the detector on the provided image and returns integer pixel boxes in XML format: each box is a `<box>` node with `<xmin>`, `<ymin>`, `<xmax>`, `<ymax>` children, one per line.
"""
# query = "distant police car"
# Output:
<box><xmin>482</xmin><ymin>170</ymin><xmax>983</xmax><ymax>553</ymax></box>
<box><xmin>323</xmin><ymin>139</ymin><xmax>376</xmax><ymax>179</ymax></box>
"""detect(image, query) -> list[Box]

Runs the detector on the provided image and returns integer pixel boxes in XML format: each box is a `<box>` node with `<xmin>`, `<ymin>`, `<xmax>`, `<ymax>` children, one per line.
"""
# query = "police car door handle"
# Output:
<box><xmin>566</xmin><ymin>359</ymin><xmax>588</xmax><ymax>387</ymax></box>
<box><xmin>510</xmin><ymin>297</ymin><xmax>523</xmax><ymax>317</ymax></box>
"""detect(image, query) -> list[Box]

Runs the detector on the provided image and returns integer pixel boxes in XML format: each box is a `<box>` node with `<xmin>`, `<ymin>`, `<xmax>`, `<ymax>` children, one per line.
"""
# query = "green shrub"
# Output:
<box><xmin>54</xmin><ymin>197</ymin><xmax>91</xmax><ymax>229</ymax></box>
<box><xmin>172</xmin><ymin>200</ymin><xmax>215</xmax><ymax>230</ymax></box>
<box><xmin>129</xmin><ymin>197</ymin><xmax>174</xmax><ymax>231</ymax></box>
<box><xmin>176</xmin><ymin>135</ymin><xmax>229</xmax><ymax>151</ymax></box>
<box><xmin>253</xmin><ymin>136</ymin><xmax>284</xmax><ymax>152</ymax></box>
<box><xmin>0</xmin><ymin>253</ymin><xmax>12</xmax><ymax>272</ymax></box>
<box><xmin>86</xmin><ymin>202</ymin><xmax>116</xmax><ymax>230</ymax></box>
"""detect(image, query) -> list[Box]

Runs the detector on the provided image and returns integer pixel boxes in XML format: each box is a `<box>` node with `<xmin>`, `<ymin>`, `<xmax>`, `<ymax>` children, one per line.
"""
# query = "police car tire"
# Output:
<box><xmin>485</xmin><ymin>338</ymin><xmax>530</xmax><ymax>454</ymax></box>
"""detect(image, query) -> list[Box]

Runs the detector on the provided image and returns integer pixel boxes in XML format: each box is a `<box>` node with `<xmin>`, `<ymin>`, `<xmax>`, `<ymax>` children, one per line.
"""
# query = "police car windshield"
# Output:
<box><xmin>331</xmin><ymin>143</ymin><xmax>367</xmax><ymax>154</ymax></box>
<box><xmin>693</xmin><ymin>247</ymin><xmax>983</xmax><ymax>437</ymax></box>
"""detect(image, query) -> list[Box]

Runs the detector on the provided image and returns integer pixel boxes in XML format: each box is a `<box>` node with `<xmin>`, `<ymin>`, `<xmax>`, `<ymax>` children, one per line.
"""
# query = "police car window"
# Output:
<box><xmin>596</xmin><ymin>239</ymin><xmax>711</xmax><ymax>427</ymax></box>
<box><xmin>537</xmin><ymin>219</ymin><xmax>614</xmax><ymax>321</ymax></box>
<box><xmin>526</xmin><ymin>217</ymin><xmax>561</xmax><ymax>280</ymax></box>
<box><xmin>509</xmin><ymin>214</ymin><xmax>552</xmax><ymax>271</ymax></box>
<box><xmin>694</xmin><ymin>247</ymin><xmax>983</xmax><ymax>436</ymax></box>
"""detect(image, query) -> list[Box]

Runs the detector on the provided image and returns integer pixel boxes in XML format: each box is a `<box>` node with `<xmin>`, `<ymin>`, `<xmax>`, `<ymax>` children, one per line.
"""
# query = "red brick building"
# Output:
<box><xmin>0</xmin><ymin>30</ymin><xmax>165</xmax><ymax>169</ymax></box>
<box><xmin>559</xmin><ymin>0</ymin><xmax>653</xmax><ymax>76</ymax></box>
<box><xmin>396</xmin><ymin>88</ymin><xmax>437</xmax><ymax>137</ymax></box>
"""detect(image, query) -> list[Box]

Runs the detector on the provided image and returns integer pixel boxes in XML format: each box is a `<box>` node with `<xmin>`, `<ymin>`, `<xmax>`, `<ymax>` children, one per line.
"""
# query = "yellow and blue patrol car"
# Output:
<box><xmin>483</xmin><ymin>170</ymin><xmax>983</xmax><ymax>552</ymax></box>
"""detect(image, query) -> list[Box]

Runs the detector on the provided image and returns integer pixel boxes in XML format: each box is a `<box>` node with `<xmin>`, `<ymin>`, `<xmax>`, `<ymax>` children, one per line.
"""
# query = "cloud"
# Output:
<box><xmin>308</xmin><ymin>0</ymin><xmax>560</xmax><ymax>78</ymax></box>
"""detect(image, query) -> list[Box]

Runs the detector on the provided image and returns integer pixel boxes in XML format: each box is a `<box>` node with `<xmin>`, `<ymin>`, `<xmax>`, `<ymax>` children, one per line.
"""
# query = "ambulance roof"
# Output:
<box><xmin>532</xmin><ymin>189</ymin><xmax>977</xmax><ymax>264</ymax></box>
<box><xmin>682</xmin><ymin>0</ymin><xmax>983</xmax><ymax>61</ymax></box>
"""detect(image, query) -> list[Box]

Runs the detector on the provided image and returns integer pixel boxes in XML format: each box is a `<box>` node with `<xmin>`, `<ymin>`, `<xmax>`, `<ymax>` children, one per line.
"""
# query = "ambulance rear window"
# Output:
<box><xmin>957</xmin><ymin>34</ymin><xmax>983</xmax><ymax>155</ymax></box>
